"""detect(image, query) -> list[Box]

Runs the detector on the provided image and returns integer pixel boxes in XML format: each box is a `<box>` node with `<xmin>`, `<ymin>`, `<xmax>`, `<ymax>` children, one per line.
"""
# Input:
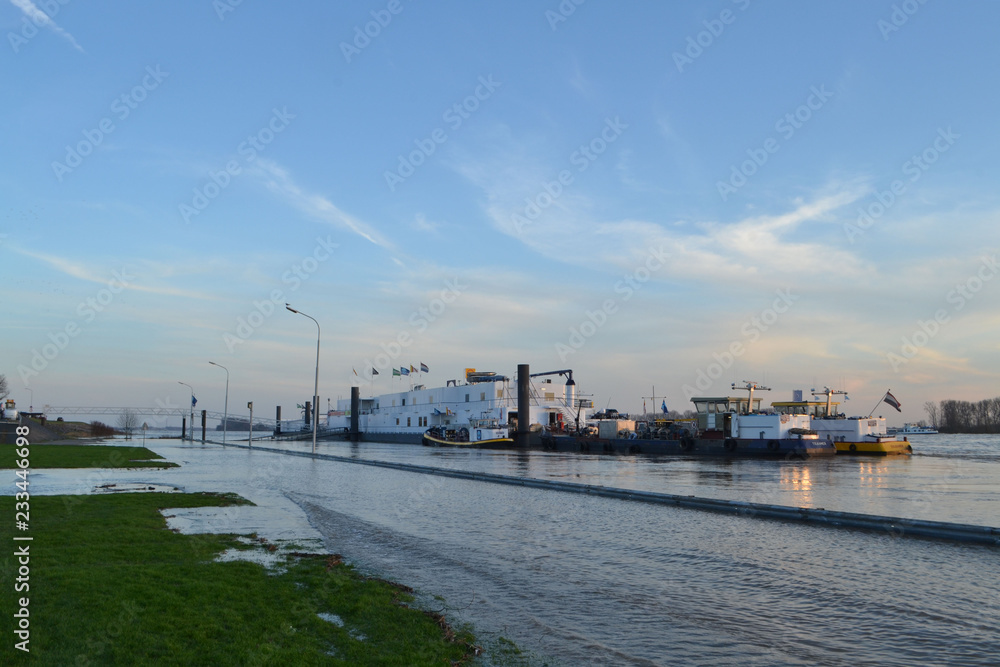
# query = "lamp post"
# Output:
<box><xmin>208</xmin><ymin>361</ymin><xmax>229</xmax><ymax>445</ymax></box>
<box><xmin>178</xmin><ymin>382</ymin><xmax>195</xmax><ymax>442</ymax></box>
<box><xmin>26</xmin><ymin>387</ymin><xmax>33</xmax><ymax>413</ymax></box>
<box><xmin>286</xmin><ymin>304</ymin><xmax>319</xmax><ymax>454</ymax></box>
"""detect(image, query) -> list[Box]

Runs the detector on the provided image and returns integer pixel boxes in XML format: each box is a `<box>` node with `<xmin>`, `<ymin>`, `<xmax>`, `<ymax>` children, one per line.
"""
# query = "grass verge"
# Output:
<box><xmin>0</xmin><ymin>444</ymin><xmax>177</xmax><ymax>469</ymax></box>
<box><xmin>1</xmin><ymin>492</ymin><xmax>479</xmax><ymax>665</ymax></box>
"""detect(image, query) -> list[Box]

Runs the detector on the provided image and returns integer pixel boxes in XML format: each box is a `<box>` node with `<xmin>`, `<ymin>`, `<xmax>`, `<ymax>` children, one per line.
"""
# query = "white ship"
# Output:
<box><xmin>888</xmin><ymin>423</ymin><xmax>938</xmax><ymax>435</ymax></box>
<box><xmin>326</xmin><ymin>368</ymin><xmax>590</xmax><ymax>444</ymax></box>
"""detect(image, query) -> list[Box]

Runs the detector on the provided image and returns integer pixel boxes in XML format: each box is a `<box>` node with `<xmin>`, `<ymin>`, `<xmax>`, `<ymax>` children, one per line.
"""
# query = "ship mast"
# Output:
<box><xmin>731</xmin><ymin>381</ymin><xmax>770</xmax><ymax>414</ymax></box>
<box><xmin>811</xmin><ymin>386</ymin><xmax>848</xmax><ymax>417</ymax></box>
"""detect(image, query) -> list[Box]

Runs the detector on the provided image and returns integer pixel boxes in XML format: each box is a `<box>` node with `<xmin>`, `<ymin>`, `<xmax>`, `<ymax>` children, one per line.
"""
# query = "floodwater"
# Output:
<box><xmin>14</xmin><ymin>434</ymin><xmax>1000</xmax><ymax>665</ymax></box>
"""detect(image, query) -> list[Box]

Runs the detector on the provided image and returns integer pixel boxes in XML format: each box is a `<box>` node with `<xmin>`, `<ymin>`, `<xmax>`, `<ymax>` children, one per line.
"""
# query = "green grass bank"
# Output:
<box><xmin>1</xmin><ymin>492</ymin><xmax>479</xmax><ymax>665</ymax></box>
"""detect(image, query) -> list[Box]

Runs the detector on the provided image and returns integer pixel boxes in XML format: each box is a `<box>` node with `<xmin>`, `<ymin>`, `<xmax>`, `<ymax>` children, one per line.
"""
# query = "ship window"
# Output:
<box><xmin>465</xmin><ymin>394</ymin><xmax>469</xmax><ymax>402</ymax></box>
<box><xmin>402</xmin><ymin>398</ymin><xmax>406</xmax><ymax>406</ymax></box>
<box><xmin>407</xmin><ymin>417</ymin><xmax>411</xmax><ymax>427</ymax></box>
<box><xmin>429</xmin><ymin>395</ymin><xmax>433</xmax><ymax>403</ymax></box>
<box><xmin>392</xmin><ymin>399</ymin><xmax>396</xmax><ymax>407</ymax></box>
<box><xmin>497</xmin><ymin>390</ymin><xmax>502</xmax><ymax>398</ymax></box>
<box><xmin>395</xmin><ymin>418</ymin><xmax>399</xmax><ymax>425</ymax></box>
<box><xmin>480</xmin><ymin>392</ymin><xmax>486</xmax><ymax>401</ymax></box>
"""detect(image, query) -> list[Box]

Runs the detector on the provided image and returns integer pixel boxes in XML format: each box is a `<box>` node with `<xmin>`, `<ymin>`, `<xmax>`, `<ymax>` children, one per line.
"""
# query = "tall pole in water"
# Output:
<box><xmin>178</xmin><ymin>382</ymin><xmax>195</xmax><ymax>442</ymax></box>
<box><xmin>517</xmin><ymin>364</ymin><xmax>530</xmax><ymax>448</ymax></box>
<box><xmin>286</xmin><ymin>304</ymin><xmax>320</xmax><ymax>454</ymax></box>
<box><xmin>209</xmin><ymin>361</ymin><xmax>229</xmax><ymax>445</ymax></box>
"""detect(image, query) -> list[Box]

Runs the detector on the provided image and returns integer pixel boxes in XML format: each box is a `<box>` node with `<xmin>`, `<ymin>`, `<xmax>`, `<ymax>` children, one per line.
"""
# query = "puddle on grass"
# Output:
<box><xmin>94</xmin><ymin>482</ymin><xmax>181</xmax><ymax>494</ymax></box>
<box><xmin>317</xmin><ymin>613</ymin><xmax>366</xmax><ymax>642</ymax></box>
<box><xmin>215</xmin><ymin>546</ymin><xmax>290</xmax><ymax>573</ymax></box>
<box><xmin>318</xmin><ymin>612</ymin><xmax>345</xmax><ymax>627</ymax></box>
<box><xmin>161</xmin><ymin>506</ymin><xmax>325</xmax><ymax>543</ymax></box>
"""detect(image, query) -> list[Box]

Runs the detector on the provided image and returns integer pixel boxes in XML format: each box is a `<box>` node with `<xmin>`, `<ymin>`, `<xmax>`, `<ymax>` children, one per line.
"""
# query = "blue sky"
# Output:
<box><xmin>3</xmin><ymin>0</ymin><xmax>998</xmax><ymax>425</ymax></box>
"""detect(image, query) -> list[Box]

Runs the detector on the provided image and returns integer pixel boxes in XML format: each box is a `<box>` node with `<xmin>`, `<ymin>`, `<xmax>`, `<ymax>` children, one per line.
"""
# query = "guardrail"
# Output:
<box><xmin>221</xmin><ymin>442</ymin><xmax>1000</xmax><ymax>547</ymax></box>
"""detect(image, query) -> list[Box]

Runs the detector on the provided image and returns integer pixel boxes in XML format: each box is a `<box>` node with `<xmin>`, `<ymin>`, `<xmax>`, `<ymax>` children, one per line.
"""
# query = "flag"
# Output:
<box><xmin>409</xmin><ymin>364</ymin><xmax>417</xmax><ymax>373</ymax></box>
<box><xmin>661</xmin><ymin>400</ymin><xmax>668</xmax><ymax>414</ymax></box>
<box><xmin>371</xmin><ymin>367</ymin><xmax>379</xmax><ymax>376</ymax></box>
<box><xmin>400</xmin><ymin>366</ymin><xmax>410</xmax><ymax>376</ymax></box>
<box><xmin>883</xmin><ymin>390</ymin><xmax>902</xmax><ymax>413</ymax></box>
<box><xmin>420</xmin><ymin>362</ymin><xmax>429</xmax><ymax>373</ymax></box>
<box><xmin>353</xmin><ymin>368</ymin><xmax>358</xmax><ymax>376</ymax></box>
<box><xmin>392</xmin><ymin>368</ymin><xmax>401</xmax><ymax>377</ymax></box>
<box><xmin>191</xmin><ymin>395</ymin><xmax>197</xmax><ymax>407</ymax></box>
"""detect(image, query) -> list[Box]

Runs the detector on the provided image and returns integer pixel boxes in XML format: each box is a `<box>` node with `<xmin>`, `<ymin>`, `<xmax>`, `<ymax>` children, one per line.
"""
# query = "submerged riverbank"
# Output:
<box><xmin>0</xmin><ymin>491</ymin><xmax>483</xmax><ymax>665</ymax></box>
<box><xmin>11</xmin><ymin>435</ymin><xmax>1000</xmax><ymax>664</ymax></box>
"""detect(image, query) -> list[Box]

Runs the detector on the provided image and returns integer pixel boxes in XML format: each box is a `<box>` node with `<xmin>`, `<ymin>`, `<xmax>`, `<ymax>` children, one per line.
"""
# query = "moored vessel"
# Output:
<box><xmin>328</xmin><ymin>368</ymin><xmax>584</xmax><ymax>445</ymax></box>
<box><xmin>772</xmin><ymin>388</ymin><xmax>913</xmax><ymax>455</ymax></box>
<box><xmin>422</xmin><ymin>416</ymin><xmax>514</xmax><ymax>447</ymax></box>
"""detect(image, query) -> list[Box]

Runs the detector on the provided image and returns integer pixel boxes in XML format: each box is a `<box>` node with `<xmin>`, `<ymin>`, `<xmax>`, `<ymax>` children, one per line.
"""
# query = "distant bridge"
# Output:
<box><xmin>45</xmin><ymin>406</ymin><xmax>232</xmax><ymax>422</ymax></box>
<box><xmin>41</xmin><ymin>406</ymin><xmax>315</xmax><ymax>429</ymax></box>
<box><xmin>41</xmin><ymin>407</ymin><xmax>333</xmax><ymax>440</ymax></box>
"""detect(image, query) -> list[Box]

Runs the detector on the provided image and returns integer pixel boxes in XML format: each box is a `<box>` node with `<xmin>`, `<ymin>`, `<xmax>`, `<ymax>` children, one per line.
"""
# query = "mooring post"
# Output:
<box><xmin>517</xmin><ymin>363</ymin><xmax>530</xmax><ymax>448</ymax></box>
<box><xmin>201</xmin><ymin>409</ymin><xmax>207</xmax><ymax>443</ymax></box>
<box><xmin>350</xmin><ymin>386</ymin><xmax>360</xmax><ymax>441</ymax></box>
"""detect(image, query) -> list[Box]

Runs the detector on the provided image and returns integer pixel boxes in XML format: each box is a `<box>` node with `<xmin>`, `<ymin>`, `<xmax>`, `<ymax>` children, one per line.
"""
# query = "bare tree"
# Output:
<box><xmin>117</xmin><ymin>408</ymin><xmax>139</xmax><ymax>440</ymax></box>
<box><xmin>923</xmin><ymin>401</ymin><xmax>939</xmax><ymax>429</ymax></box>
<box><xmin>0</xmin><ymin>374</ymin><xmax>8</xmax><ymax>401</ymax></box>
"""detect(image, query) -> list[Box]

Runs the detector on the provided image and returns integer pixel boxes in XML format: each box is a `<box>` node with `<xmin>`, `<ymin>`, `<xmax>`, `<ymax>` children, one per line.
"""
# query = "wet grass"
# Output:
<box><xmin>0</xmin><ymin>443</ymin><xmax>177</xmax><ymax>469</ymax></box>
<box><xmin>0</xmin><ymin>492</ymin><xmax>479</xmax><ymax>665</ymax></box>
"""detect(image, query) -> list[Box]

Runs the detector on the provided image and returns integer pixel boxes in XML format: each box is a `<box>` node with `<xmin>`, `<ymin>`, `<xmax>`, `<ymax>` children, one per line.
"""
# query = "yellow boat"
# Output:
<box><xmin>771</xmin><ymin>388</ymin><xmax>913</xmax><ymax>456</ymax></box>
<box><xmin>421</xmin><ymin>417</ymin><xmax>514</xmax><ymax>448</ymax></box>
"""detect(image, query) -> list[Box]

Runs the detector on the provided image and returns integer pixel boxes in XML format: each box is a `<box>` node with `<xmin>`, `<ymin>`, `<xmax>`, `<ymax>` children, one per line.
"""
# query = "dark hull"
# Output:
<box><xmin>540</xmin><ymin>434</ymin><xmax>837</xmax><ymax>458</ymax></box>
<box><xmin>422</xmin><ymin>433</ymin><xmax>515</xmax><ymax>448</ymax></box>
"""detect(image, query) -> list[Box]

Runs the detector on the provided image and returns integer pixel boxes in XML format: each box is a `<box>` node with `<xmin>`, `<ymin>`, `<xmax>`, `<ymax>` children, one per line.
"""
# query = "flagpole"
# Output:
<box><xmin>867</xmin><ymin>390</ymin><xmax>889</xmax><ymax>418</ymax></box>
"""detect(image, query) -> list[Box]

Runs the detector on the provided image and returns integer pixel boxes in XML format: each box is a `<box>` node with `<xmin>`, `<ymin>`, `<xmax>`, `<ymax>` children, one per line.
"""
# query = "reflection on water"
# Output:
<box><xmin>780</xmin><ymin>464</ymin><xmax>813</xmax><ymax>506</ymax></box>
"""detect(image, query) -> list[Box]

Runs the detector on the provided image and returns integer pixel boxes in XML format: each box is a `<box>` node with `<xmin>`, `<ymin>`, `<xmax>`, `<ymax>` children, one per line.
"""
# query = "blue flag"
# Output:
<box><xmin>192</xmin><ymin>395</ymin><xmax>198</xmax><ymax>407</ymax></box>
<box><xmin>661</xmin><ymin>400</ymin><xmax>668</xmax><ymax>414</ymax></box>
<box><xmin>400</xmin><ymin>366</ymin><xmax>410</xmax><ymax>376</ymax></box>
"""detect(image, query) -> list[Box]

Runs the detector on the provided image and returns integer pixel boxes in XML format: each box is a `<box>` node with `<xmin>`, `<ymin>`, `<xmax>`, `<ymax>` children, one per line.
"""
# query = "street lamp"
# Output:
<box><xmin>25</xmin><ymin>387</ymin><xmax>33</xmax><ymax>413</ymax></box>
<box><xmin>178</xmin><ymin>381</ymin><xmax>195</xmax><ymax>442</ymax></box>
<box><xmin>286</xmin><ymin>303</ymin><xmax>319</xmax><ymax>454</ymax></box>
<box><xmin>208</xmin><ymin>361</ymin><xmax>229</xmax><ymax>445</ymax></box>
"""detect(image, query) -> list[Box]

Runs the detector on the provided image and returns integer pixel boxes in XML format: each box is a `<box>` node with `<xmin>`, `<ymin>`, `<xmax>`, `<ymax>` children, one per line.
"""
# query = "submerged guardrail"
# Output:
<box><xmin>216</xmin><ymin>441</ymin><xmax>1000</xmax><ymax>547</ymax></box>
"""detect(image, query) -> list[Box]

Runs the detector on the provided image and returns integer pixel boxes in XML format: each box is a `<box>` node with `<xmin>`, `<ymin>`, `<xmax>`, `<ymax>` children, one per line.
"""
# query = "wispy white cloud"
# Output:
<box><xmin>11</xmin><ymin>247</ymin><xmax>221</xmax><ymax>301</ymax></box>
<box><xmin>252</xmin><ymin>159</ymin><xmax>394</xmax><ymax>251</ymax></box>
<box><xmin>10</xmin><ymin>0</ymin><xmax>84</xmax><ymax>52</ymax></box>
<box><xmin>456</xmin><ymin>144</ymin><xmax>873</xmax><ymax>288</ymax></box>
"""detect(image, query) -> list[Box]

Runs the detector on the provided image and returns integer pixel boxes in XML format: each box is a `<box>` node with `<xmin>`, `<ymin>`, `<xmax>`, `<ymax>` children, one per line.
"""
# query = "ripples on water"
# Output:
<box><xmin>295</xmin><ymin>457</ymin><xmax>1000</xmax><ymax>666</ymax></box>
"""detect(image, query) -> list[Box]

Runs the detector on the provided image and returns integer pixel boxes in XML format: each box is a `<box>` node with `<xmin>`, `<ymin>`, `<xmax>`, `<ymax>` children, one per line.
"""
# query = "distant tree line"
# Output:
<box><xmin>925</xmin><ymin>398</ymin><xmax>1000</xmax><ymax>433</ymax></box>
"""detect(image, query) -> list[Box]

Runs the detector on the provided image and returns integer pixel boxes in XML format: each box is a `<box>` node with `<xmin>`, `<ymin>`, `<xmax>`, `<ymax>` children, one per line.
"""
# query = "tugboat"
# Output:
<box><xmin>771</xmin><ymin>388</ymin><xmax>912</xmax><ymax>455</ymax></box>
<box><xmin>421</xmin><ymin>415</ymin><xmax>513</xmax><ymax>447</ymax></box>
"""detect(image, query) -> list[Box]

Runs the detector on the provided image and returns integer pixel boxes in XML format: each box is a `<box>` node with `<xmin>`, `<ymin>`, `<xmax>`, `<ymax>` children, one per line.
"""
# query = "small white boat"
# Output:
<box><xmin>889</xmin><ymin>423</ymin><xmax>938</xmax><ymax>435</ymax></box>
